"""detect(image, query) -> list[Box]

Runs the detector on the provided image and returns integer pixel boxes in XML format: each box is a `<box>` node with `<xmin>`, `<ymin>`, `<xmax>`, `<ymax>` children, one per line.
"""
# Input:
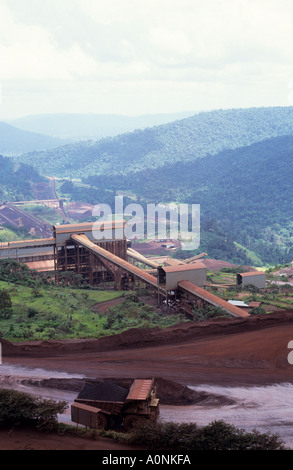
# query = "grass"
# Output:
<box><xmin>0</xmin><ymin>281</ymin><xmax>124</xmax><ymax>341</ymax></box>
<box><xmin>20</xmin><ymin>204</ymin><xmax>64</xmax><ymax>225</ymax></box>
<box><xmin>234</xmin><ymin>242</ymin><xmax>263</xmax><ymax>266</ymax></box>
<box><xmin>0</xmin><ymin>282</ymin><xmax>184</xmax><ymax>342</ymax></box>
<box><xmin>207</xmin><ymin>268</ymin><xmax>293</xmax><ymax>312</ymax></box>
<box><xmin>0</xmin><ymin>229</ymin><xmax>22</xmax><ymax>243</ymax></box>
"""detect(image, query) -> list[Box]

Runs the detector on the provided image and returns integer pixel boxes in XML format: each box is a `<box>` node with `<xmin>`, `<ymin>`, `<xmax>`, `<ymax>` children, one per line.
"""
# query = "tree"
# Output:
<box><xmin>0</xmin><ymin>389</ymin><xmax>68</xmax><ymax>430</ymax></box>
<box><xmin>0</xmin><ymin>289</ymin><xmax>12</xmax><ymax>318</ymax></box>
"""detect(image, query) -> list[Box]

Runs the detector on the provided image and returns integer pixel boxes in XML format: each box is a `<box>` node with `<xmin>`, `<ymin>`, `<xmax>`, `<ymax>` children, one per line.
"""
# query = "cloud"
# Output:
<box><xmin>0</xmin><ymin>3</ymin><xmax>99</xmax><ymax>80</ymax></box>
<box><xmin>0</xmin><ymin>0</ymin><xmax>293</xmax><ymax>116</ymax></box>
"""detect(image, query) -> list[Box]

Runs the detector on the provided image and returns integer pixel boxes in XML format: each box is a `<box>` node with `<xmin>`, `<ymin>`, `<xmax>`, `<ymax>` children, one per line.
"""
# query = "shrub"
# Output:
<box><xmin>0</xmin><ymin>259</ymin><xmax>45</xmax><ymax>287</ymax></box>
<box><xmin>249</xmin><ymin>306</ymin><xmax>267</xmax><ymax>315</ymax></box>
<box><xmin>193</xmin><ymin>305</ymin><xmax>228</xmax><ymax>321</ymax></box>
<box><xmin>0</xmin><ymin>389</ymin><xmax>68</xmax><ymax>431</ymax></box>
<box><xmin>28</xmin><ymin>307</ymin><xmax>38</xmax><ymax>318</ymax></box>
<box><xmin>0</xmin><ymin>289</ymin><xmax>12</xmax><ymax>318</ymax></box>
<box><xmin>123</xmin><ymin>420</ymin><xmax>285</xmax><ymax>451</ymax></box>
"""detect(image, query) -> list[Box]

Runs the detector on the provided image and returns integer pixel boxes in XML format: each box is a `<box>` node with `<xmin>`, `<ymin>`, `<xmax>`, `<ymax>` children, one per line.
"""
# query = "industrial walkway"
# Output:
<box><xmin>71</xmin><ymin>234</ymin><xmax>158</xmax><ymax>288</ymax></box>
<box><xmin>178</xmin><ymin>280</ymin><xmax>250</xmax><ymax>318</ymax></box>
<box><xmin>71</xmin><ymin>233</ymin><xmax>249</xmax><ymax>318</ymax></box>
<box><xmin>127</xmin><ymin>247</ymin><xmax>159</xmax><ymax>269</ymax></box>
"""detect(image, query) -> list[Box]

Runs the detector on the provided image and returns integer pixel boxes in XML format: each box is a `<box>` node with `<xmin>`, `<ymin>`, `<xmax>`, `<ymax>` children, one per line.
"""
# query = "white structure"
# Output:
<box><xmin>237</xmin><ymin>271</ymin><xmax>266</xmax><ymax>289</ymax></box>
<box><xmin>158</xmin><ymin>263</ymin><xmax>207</xmax><ymax>291</ymax></box>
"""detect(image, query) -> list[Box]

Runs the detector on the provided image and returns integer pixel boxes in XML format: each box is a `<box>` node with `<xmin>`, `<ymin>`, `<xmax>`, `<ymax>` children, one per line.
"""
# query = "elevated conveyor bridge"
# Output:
<box><xmin>71</xmin><ymin>233</ymin><xmax>159</xmax><ymax>289</ymax></box>
<box><xmin>0</xmin><ymin>222</ymin><xmax>249</xmax><ymax>318</ymax></box>
<box><xmin>71</xmin><ymin>233</ymin><xmax>249</xmax><ymax>318</ymax></box>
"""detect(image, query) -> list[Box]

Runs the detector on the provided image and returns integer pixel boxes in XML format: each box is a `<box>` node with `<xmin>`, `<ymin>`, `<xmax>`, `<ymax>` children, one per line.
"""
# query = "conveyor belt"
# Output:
<box><xmin>127</xmin><ymin>248</ymin><xmax>160</xmax><ymax>269</ymax></box>
<box><xmin>71</xmin><ymin>234</ymin><xmax>250</xmax><ymax>318</ymax></box>
<box><xmin>178</xmin><ymin>280</ymin><xmax>250</xmax><ymax>318</ymax></box>
<box><xmin>71</xmin><ymin>234</ymin><xmax>158</xmax><ymax>288</ymax></box>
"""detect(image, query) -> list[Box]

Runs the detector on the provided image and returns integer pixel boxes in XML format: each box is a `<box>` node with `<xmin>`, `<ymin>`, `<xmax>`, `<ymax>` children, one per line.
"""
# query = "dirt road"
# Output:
<box><xmin>3</xmin><ymin>310</ymin><xmax>293</xmax><ymax>386</ymax></box>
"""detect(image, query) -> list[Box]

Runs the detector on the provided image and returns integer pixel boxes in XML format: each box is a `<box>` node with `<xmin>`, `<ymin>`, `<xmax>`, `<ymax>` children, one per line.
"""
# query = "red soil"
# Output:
<box><xmin>2</xmin><ymin>309</ymin><xmax>293</xmax><ymax>449</ymax></box>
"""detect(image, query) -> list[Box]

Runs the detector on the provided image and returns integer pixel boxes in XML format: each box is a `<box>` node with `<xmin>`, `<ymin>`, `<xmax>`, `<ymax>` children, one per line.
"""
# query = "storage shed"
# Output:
<box><xmin>237</xmin><ymin>271</ymin><xmax>266</xmax><ymax>289</ymax></box>
<box><xmin>158</xmin><ymin>263</ymin><xmax>207</xmax><ymax>291</ymax></box>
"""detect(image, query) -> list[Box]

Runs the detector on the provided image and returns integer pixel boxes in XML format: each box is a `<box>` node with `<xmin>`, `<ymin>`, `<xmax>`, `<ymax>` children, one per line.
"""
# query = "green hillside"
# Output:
<box><xmin>85</xmin><ymin>135</ymin><xmax>293</xmax><ymax>265</ymax></box>
<box><xmin>0</xmin><ymin>155</ymin><xmax>44</xmax><ymax>202</ymax></box>
<box><xmin>15</xmin><ymin>107</ymin><xmax>293</xmax><ymax>178</ymax></box>
<box><xmin>5</xmin><ymin>107</ymin><xmax>293</xmax><ymax>265</ymax></box>
<box><xmin>0</xmin><ymin>260</ymin><xmax>183</xmax><ymax>341</ymax></box>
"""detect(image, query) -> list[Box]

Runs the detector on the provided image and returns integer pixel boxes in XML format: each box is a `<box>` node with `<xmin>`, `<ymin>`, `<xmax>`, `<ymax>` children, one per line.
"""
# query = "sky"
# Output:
<box><xmin>0</xmin><ymin>0</ymin><xmax>293</xmax><ymax>119</ymax></box>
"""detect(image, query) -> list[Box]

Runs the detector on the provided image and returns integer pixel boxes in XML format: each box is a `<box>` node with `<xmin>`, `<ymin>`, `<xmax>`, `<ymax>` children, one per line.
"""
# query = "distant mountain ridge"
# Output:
<box><xmin>15</xmin><ymin>106</ymin><xmax>293</xmax><ymax>178</ymax></box>
<box><xmin>8</xmin><ymin>111</ymin><xmax>195</xmax><ymax>141</ymax></box>
<box><xmin>0</xmin><ymin>121</ymin><xmax>70</xmax><ymax>155</ymax></box>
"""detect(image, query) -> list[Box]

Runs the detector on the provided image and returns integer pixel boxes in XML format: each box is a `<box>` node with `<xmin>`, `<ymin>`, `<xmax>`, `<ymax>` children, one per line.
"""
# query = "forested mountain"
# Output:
<box><xmin>0</xmin><ymin>155</ymin><xmax>44</xmax><ymax>201</ymax></box>
<box><xmin>8</xmin><ymin>111</ymin><xmax>194</xmax><ymax>141</ymax></box>
<box><xmin>8</xmin><ymin>106</ymin><xmax>293</xmax><ymax>264</ymax></box>
<box><xmin>15</xmin><ymin>107</ymin><xmax>293</xmax><ymax>178</ymax></box>
<box><xmin>0</xmin><ymin>122</ymin><xmax>69</xmax><ymax>155</ymax></box>
<box><xmin>85</xmin><ymin>135</ymin><xmax>293</xmax><ymax>265</ymax></box>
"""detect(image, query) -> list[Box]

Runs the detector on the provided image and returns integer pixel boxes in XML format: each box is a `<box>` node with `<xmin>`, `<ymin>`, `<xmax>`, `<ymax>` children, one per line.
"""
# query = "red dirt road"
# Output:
<box><xmin>2</xmin><ymin>310</ymin><xmax>293</xmax><ymax>450</ymax></box>
<box><xmin>4</xmin><ymin>310</ymin><xmax>293</xmax><ymax>387</ymax></box>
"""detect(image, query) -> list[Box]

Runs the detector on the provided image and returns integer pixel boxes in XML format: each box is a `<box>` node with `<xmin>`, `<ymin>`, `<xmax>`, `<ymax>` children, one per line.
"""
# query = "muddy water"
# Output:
<box><xmin>1</xmin><ymin>365</ymin><xmax>293</xmax><ymax>449</ymax></box>
<box><xmin>161</xmin><ymin>383</ymin><xmax>293</xmax><ymax>449</ymax></box>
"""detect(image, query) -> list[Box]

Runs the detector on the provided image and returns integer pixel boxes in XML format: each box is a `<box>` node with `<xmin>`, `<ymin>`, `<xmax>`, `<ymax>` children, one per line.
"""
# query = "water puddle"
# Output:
<box><xmin>160</xmin><ymin>383</ymin><xmax>293</xmax><ymax>449</ymax></box>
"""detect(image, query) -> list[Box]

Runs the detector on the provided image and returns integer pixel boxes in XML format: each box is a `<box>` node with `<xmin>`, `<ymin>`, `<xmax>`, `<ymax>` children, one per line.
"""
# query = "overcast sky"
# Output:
<box><xmin>0</xmin><ymin>0</ymin><xmax>293</xmax><ymax>119</ymax></box>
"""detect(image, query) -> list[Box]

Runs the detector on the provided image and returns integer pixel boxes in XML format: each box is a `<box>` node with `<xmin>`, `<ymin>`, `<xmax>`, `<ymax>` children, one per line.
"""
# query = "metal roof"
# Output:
<box><xmin>163</xmin><ymin>258</ymin><xmax>184</xmax><ymax>266</ymax></box>
<box><xmin>0</xmin><ymin>238</ymin><xmax>55</xmax><ymax>249</ymax></box>
<box><xmin>126</xmin><ymin>379</ymin><xmax>154</xmax><ymax>401</ymax></box>
<box><xmin>238</xmin><ymin>271</ymin><xmax>266</xmax><ymax>277</ymax></box>
<box><xmin>161</xmin><ymin>263</ymin><xmax>206</xmax><ymax>273</ymax></box>
<box><xmin>54</xmin><ymin>220</ymin><xmax>125</xmax><ymax>233</ymax></box>
<box><xmin>228</xmin><ymin>300</ymin><xmax>249</xmax><ymax>307</ymax></box>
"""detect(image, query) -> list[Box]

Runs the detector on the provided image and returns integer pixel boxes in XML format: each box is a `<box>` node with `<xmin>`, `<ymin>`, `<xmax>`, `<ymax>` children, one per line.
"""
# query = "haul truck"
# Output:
<box><xmin>71</xmin><ymin>378</ymin><xmax>159</xmax><ymax>431</ymax></box>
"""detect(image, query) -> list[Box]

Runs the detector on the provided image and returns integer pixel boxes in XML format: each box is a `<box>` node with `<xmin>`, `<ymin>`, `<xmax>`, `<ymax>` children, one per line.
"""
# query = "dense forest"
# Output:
<box><xmin>0</xmin><ymin>155</ymin><xmax>44</xmax><ymax>201</ymax></box>
<box><xmin>84</xmin><ymin>135</ymin><xmax>293</xmax><ymax>265</ymax></box>
<box><xmin>14</xmin><ymin>107</ymin><xmax>293</xmax><ymax>178</ymax></box>
<box><xmin>4</xmin><ymin>107</ymin><xmax>293</xmax><ymax>265</ymax></box>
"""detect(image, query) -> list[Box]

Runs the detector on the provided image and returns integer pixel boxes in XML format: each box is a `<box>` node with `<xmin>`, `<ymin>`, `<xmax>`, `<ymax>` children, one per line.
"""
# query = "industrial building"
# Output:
<box><xmin>0</xmin><ymin>238</ymin><xmax>55</xmax><ymax>265</ymax></box>
<box><xmin>158</xmin><ymin>263</ymin><xmax>207</xmax><ymax>291</ymax></box>
<box><xmin>237</xmin><ymin>271</ymin><xmax>266</xmax><ymax>289</ymax></box>
<box><xmin>53</xmin><ymin>222</ymin><xmax>128</xmax><ymax>286</ymax></box>
<box><xmin>0</xmin><ymin>221</ymin><xmax>250</xmax><ymax>318</ymax></box>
